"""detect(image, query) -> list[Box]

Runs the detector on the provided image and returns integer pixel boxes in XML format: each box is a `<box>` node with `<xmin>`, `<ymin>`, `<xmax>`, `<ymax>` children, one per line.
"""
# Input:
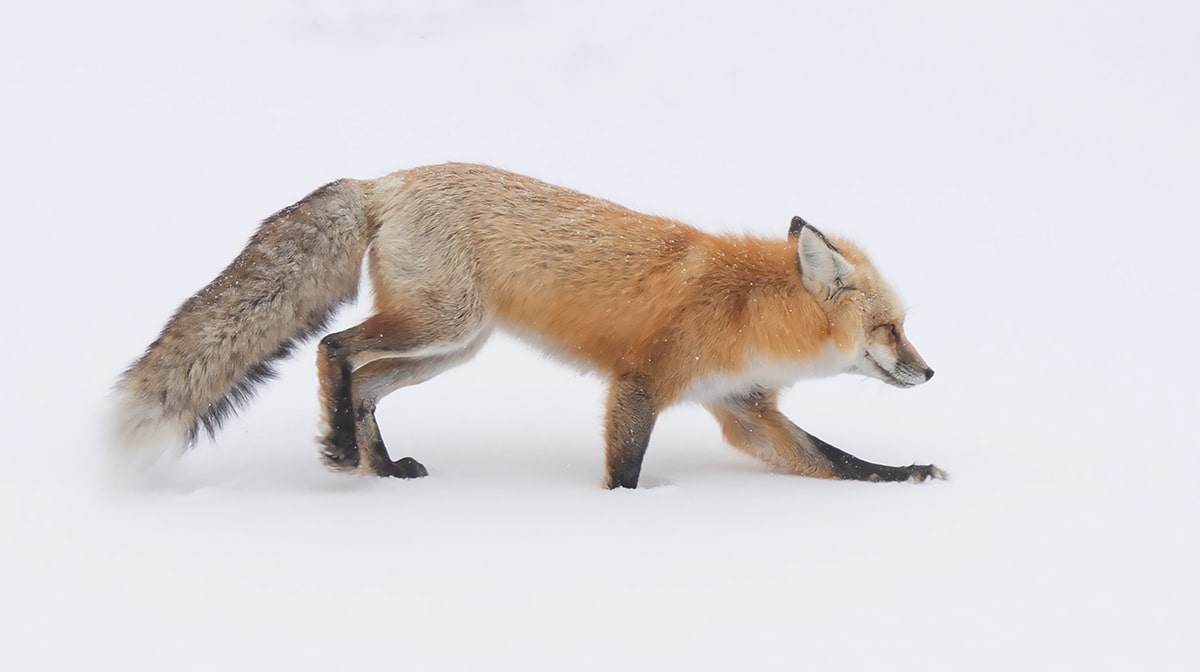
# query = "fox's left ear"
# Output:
<box><xmin>793</xmin><ymin>217</ymin><xmax>854</xmax><ymax>297</ymax></box>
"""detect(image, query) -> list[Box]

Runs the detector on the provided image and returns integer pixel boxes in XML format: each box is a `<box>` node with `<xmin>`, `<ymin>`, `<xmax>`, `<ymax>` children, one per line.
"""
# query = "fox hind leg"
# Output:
<box><xmin>350</xmin><ymin>346</ymin><xmax>484</xmax><ymax>478</ymax></box>
<box><xmin>316</xmin><ymin>330</ymin><xmax>359</xmax><ymax>472</ymax></box>
<box><xmin>317</xmin><ymin>311</ymin><xmax>487</xmax><ymax>478</ymax></box>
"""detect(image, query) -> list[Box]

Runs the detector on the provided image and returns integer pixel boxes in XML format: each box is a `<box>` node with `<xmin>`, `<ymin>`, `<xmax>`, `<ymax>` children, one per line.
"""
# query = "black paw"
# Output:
<box><xmin>319</xmin><ymin>438</ymin><xmax>359</xmax><ymax>473</ymax></box>
<box><xmin>906</xmin><ymin>464</ymin><xmax>947</xmax><ymax>483</ymax></box>
<box><xmin>385</xmin><ymin>457</ymin><xmax>428</xmax><ymax>479</ymax></box>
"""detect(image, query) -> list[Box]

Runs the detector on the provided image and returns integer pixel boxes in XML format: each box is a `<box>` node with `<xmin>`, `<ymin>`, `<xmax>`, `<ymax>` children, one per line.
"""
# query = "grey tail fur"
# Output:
<box><xmin>112</xmin><ymin>179</ymin><xmax>373</xmax><ymax>466</ymax></box>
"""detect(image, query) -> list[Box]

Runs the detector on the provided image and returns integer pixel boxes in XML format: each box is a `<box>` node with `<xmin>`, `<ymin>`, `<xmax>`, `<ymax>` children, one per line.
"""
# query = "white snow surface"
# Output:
<box><xmin>2</xmin><ymin>1</ymin><xmax>1198</xmax><ymax>669</ymax></box>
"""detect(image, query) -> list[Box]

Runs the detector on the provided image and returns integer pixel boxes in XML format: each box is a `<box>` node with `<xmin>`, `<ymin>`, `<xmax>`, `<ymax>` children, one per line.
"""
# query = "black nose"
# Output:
<box><xmin>924</xmin><ymin>367</ymin><xmax>935</xmax><ymax>381</ymax></box>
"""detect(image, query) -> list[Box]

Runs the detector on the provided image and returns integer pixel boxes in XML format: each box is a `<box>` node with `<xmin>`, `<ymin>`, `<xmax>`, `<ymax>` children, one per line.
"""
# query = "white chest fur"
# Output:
<box><xmin>681</xmin><ymin>344</ymin><xmax>858</xmax><ymax>402</ymax></box>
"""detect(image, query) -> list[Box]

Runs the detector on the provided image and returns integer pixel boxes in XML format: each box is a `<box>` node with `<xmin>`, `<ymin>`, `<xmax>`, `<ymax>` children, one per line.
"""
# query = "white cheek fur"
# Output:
<box><xmin>866</xmin><ymin>342</ymin><xmax>898</xmax><ymax>370</ymax></box>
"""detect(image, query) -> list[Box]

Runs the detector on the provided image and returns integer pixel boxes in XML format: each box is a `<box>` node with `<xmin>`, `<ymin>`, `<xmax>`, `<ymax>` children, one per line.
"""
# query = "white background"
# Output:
<box><xmin>1</xmin><ymin>1</ymin><xmax>1197</xmax><ymax>669</ymax></box>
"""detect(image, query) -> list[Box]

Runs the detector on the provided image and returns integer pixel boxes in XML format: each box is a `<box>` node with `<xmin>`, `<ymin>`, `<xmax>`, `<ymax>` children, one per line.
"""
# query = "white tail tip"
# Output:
<box><xmin>105</xmin><ymin>394</ymin><xmax>189</xmax><ymax>482</ymax></box>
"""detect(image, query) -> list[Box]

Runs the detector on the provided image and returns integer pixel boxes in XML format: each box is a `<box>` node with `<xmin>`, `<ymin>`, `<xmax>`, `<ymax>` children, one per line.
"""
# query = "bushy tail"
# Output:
<box><xmin>112</xmin><ymin>179</ymin><xmax>373</xmax><ymax>468</ymax></box>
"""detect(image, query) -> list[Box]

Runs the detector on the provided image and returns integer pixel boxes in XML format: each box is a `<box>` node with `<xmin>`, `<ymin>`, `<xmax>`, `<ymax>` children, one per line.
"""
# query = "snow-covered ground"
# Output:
<box><xmin>2</xmin><ymin>1</ymin><xmax>1197</xmax><ymax>669</ymax></box>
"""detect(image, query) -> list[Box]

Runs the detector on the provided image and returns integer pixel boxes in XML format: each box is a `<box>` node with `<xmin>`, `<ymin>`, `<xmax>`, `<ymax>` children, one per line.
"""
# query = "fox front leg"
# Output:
<box><xmin>797</xmin><ymin>426</ymin><xmax>946</xmax><ymax>483</ymax></box>
<box><xmin>708</xmin><ymin>389</ymin><xmax>945</xmax><ymax>483</ymax></box>
<box><xmin>603</xmin><ymin>373</ymin><xmax>659</xmax><ymax>489</ymax></box>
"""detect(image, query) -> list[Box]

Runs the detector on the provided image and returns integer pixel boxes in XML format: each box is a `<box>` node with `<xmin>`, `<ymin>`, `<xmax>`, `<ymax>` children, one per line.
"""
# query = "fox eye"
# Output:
<box><xmin>879</xmin><ymin>323</ymin><xmax>898</xmax><ymax>339</ymax></box>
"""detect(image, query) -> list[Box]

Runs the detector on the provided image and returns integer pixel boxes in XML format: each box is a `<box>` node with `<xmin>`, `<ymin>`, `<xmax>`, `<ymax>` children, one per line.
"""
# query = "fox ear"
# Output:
<box><xmin>788</xmin><ymin>215</ymin><xmax>808</xmax><ymax>238</ymax></box>
<box><xmin>797</xmin><ymin>222</ymin><xmax>854</xmax><ymax>297</ymax></box>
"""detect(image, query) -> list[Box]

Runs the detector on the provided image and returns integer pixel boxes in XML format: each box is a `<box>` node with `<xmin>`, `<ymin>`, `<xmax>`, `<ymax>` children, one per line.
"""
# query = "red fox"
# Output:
<box><xmin>114</xmin><ymin>163</ymin><xmax>942</xmax><ymax>487</ymax></box>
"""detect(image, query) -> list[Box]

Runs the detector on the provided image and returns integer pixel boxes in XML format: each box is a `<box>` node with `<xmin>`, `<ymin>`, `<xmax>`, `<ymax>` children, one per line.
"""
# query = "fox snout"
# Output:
<box><xmin>876</xmin><ymin>362</ymin><xmax>933</xmax><ymax>388</ymax></box>
<box><xmin>903</xmin><ymin>364</ymin><xmax>935</xmax><ymax>387</ymax></box>
<box><xmin>856</xmin><ymin>324</ymin><xmax>933</xmax><ymax>389</ymax></box>
<box><xmin>871</xmin><ymin>358</ymin><xmax>933</xmax><ymax>388</ymax></box>
<box><xmin>896</xmin><ymin>338</ymin><xmax>934</xmax><ymax>387</ymax></box>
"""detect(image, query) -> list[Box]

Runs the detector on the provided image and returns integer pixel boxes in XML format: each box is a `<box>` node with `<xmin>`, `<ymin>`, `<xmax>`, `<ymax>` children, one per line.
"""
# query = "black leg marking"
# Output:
<box><xmin>355</xmin><ymin>402</ymin><xmax>428</xmax><ymax>479</ymax></box>
<box><xmin>319</xmin><ymin>335</ymin><xmax>359</xmax><ymax>472</ymax></box>
<box><xmin>806</xmin><ymin>430</ymin><xmax>945</xmax><ymax>483</ymax></box>
<box><xmin>605</xmin><ymin>374</ymin><xmax>658</xmax><ymax>489</ymax></box>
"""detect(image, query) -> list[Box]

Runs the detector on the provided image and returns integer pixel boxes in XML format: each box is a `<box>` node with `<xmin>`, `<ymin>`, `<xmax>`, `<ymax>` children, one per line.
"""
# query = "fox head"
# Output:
<box><xmin>791</xmin><ymin>216</ymin><xmax>934</xmax><ymax>388</ymax></box>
